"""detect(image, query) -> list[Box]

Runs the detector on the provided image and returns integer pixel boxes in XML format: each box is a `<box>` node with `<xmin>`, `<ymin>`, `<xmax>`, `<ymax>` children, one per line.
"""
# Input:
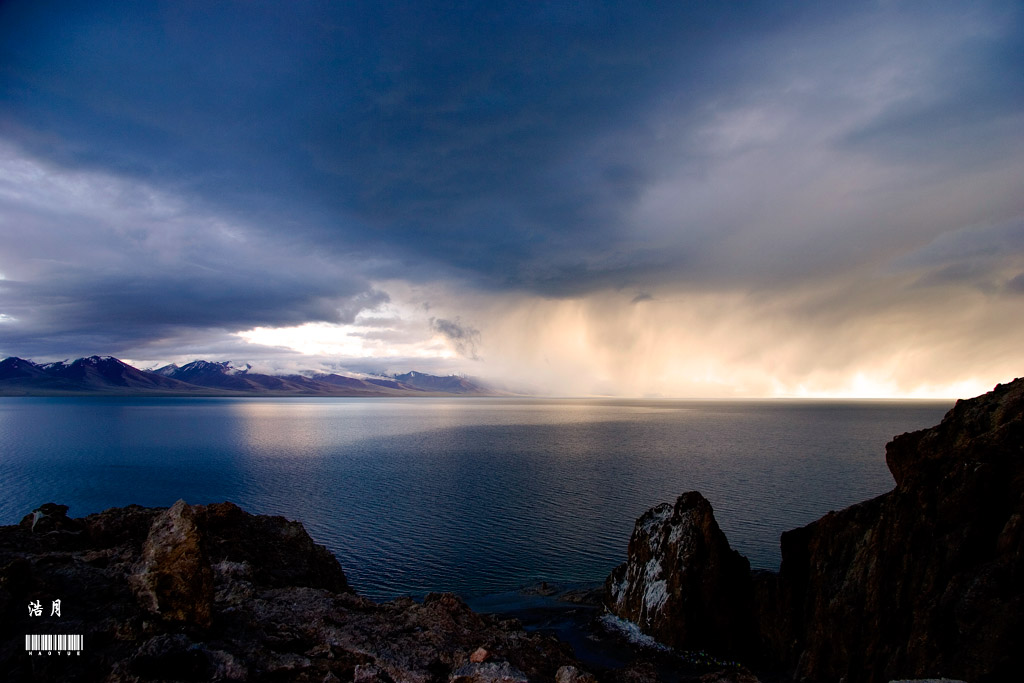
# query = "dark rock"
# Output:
<box><xmin>604</xmin><ymin>377</ymin><xmax>1024</xmax><ymax>683</ymax></box>
<box><xmin>195</xmin><ymin>501</ymin><xmax>350</xmax><ymax>593</ymax></box>
<box><xmin>451</xmin><ymin>661</ymin><xmax>530</xmax><ymax>683</ymax></box>
<box><xmin>354</xmin><ymin>663</ymin><xmax>396</xmax><ymax>683</ymax></box>
<box><xmin>127</xmin><ymin>633</ymin><xmax>212</xmax><ymax>680</ymax></box>
<box><xmin>0</xmin><ymin>500</ymin><xmax>588</xmax><ymax>683</ymax></box>
<box><xmin>521</xmin><ymin>581</ymin><xmax>559</xmax><ymax>596</ymax></box>
<box><xmin>556</xmin><ymin>587</ymin><xmax>605</xmax><ymax>605</ymax></box>
<box><xmin>697</xmin><ymin>669</ymin><xmax>761</xmax><ymax>683</ymax></box>
<box><xmin>84</xmin><ymin>504</ymin><xmax>163</xmax><ymax>550</ymax></box>
<box><xmin>556</xmin><ymin>665</ymin><xmax>599</xmax><ymax>683</ymax></box>
<box><xmin>768</xmin><ymin>377</ymin><xmax>1024</xmax><ymax>683</ymax></box>
<box><xmin>604</xmin><ymin>492</ymin><xmax>754</xmax><ymax>656</ymax></box>
<box><xmin>19</xmin><ymin>503</ymin><xmax>81</xmax><ymax>534</ymax></box>
<box><xmin>599</xmin><ymin>661</ymin><xmax>662</xmax><ymax>683</ymax></box>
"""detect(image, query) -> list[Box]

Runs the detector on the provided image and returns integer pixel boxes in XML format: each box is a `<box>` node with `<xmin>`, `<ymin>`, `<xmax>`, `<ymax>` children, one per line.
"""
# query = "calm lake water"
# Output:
<box><xmin>0</xmin><ymin>397</ymin><xmax>950</xmax><ymax>601</ymax></box>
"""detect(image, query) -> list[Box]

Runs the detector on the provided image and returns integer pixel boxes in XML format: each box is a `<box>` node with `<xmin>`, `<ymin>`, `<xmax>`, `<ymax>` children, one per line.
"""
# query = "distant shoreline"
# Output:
<box><xmin>0</xmin><ymin>355</ymin><xmax>499</xmax><ymax>398</ymax></box>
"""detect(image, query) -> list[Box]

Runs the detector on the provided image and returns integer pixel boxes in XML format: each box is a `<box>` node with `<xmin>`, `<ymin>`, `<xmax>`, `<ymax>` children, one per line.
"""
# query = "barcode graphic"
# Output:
<box><xmin>24</xmin><ymin>634</ymin><xmax>83</xmax><ymax>651</ymax></box>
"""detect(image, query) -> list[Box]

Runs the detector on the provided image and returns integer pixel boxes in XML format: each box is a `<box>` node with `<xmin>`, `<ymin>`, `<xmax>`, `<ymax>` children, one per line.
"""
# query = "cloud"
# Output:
<box><xmin>0</xmin><ymin>1</ymin><xmax>882</xmax><ymax>295</ymax></box>
<box><xmin>430</xmin><ymin>317</ymin><xmax>482</xmax><ymax>360</ymax></box>
<box><xmin>1006</xmin><ymin>273</ymin><xmax>1024</xmax><ymax>293</ymax></box>
<box><xmin>457</xmin><ymin>281</ymin><xmax>1024</xmax><ymax>398</ymax></box>
<box><xmin>0</xmin><ymin>148</ymin><xmax>390</xmax><ymax>359</ymax></box>
<box><xmin>867</xmin><ymin>216</ymin><xmax>1024</xmax><ymax>297</ymax></box>
<box><xmin>1</xmin><ymin>1</ymin><xmax>1023</xmax><ymax>395</ymax></box>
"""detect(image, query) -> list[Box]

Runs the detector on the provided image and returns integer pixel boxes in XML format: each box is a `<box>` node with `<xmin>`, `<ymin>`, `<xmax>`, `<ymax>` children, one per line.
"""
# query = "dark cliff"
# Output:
<box><xmin>606</xmin><ymin>378</ymin><xmax>1024</xmax><ymax>683</ymax></box>
<box><xmin>1</xmin><ymin>501</ymin><xmax>583</xmax><ymax>683</ymax></box>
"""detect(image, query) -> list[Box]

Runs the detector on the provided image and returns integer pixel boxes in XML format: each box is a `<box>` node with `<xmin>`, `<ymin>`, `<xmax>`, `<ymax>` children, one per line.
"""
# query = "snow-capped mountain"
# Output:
<box><xmin>1</xmin><ymin>356</ymin><xmax>200</xmax><ymax>393</ymax></box>
<box><xmin>0</xmin><ymin>356</ymin><xmax>494</xmax><ymax>397</ymax></box>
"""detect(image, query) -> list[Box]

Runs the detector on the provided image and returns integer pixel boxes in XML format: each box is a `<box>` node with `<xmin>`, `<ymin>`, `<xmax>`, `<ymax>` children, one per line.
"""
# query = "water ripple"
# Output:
<box><xmin>0</xmin><ymin>396</ymin><xmax>949</xmax><ymax>601</ymax></box>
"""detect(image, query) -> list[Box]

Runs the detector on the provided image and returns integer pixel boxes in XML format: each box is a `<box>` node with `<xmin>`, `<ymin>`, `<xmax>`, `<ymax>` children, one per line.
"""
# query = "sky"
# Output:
<box><xmin>1</xmin><ymin>0</ymin><xmax>1022</xmax><ymax>398</ymax></box>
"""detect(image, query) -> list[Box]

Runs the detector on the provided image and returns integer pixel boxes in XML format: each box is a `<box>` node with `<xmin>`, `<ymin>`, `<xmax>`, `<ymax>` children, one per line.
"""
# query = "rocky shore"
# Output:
<box><xmin>1</xmin><ymin>501</ymin><xmax>588</xmax><ymax>683</ymax></box>
<box><xmin>606</xmin><ymin>378</ymin><xmax>1024</xmax><ymax>683</ymax></box>
<box><xmin>3</xmin><ymin>378</ymin><xmax>1020</xmax><ymax>682</ymax></box>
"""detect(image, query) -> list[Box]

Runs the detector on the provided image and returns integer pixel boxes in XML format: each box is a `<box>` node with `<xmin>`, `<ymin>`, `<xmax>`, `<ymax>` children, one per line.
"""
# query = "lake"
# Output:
<box><xmin>0</xmin><ymin>396</ymin><xmax>950</xmax><ymax>601</ymax></box>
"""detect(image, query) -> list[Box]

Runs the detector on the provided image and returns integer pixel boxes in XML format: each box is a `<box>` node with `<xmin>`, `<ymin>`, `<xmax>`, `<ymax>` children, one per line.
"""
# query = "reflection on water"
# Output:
<box><xmin>0</xmin><ymin>396</ymin><xmax>950</xmax><ymax>600</ymax></box>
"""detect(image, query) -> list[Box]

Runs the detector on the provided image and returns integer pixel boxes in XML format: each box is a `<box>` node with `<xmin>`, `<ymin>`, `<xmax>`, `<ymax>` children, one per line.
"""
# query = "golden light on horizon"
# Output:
<box><xmin>226</xmin><ymin>285</ymin><xmax>1018</xmax><ymax>400</ymax></box>
<box><xmin>236</xmin><ymin>322</ymin><xmax>456</xmax><ymax>360</ymax></box>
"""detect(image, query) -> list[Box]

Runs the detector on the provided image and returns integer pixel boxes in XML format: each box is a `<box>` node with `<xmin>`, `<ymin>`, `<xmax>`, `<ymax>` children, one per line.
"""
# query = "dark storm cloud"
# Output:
<box><xmin>0</xmin><ymin>0</ymin><xmax>825</xmax><ymax>290</ymax></box>
<box><xmin>2</xmin><ymin>270</ymin><xmax>379</xmax><ymax>330</ymax></box>
<box><xmin>892</xmin><ymin>218</ymin><xmax>1024</xmax><ymax>292</ymax></box>
<box><xmin>0</xmin><ymin>146</ymin><xmax>389</xmax><ymax>358</ymax></box>
<box><xmin>1</xmin><ymin>0</ymin><xmax>1023</xmax><ymax>382</ymax></box>
<box><xmin>0</xmin><ymin>268</ymin><xmax>387</xmax><ymax>359</ymax></box>
<box><xmin>840</xmin><ymin>17</ymin><xmax>1024</xmax><ymax>165</ymax></box>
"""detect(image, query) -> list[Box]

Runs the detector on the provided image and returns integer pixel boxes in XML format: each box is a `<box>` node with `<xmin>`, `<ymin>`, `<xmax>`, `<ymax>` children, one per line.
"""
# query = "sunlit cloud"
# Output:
<box><xmin>234</xmin><ymin>300</ymin><xmax>468</xmax><ymax>362</ymax></box>
<box><xmin>447</xmin><ymin>283</ymin><xmax>1024</xmax><ymax>398</ymax></box>
<box><xmin>236</xmin><ymin>321</ymin><xmax>455</xmax><ymax>360</ymax></box>
<box><xmin>2</xmin><ymin>2</ymin><xmax>1022</xmax><ymax>397</ymax></box>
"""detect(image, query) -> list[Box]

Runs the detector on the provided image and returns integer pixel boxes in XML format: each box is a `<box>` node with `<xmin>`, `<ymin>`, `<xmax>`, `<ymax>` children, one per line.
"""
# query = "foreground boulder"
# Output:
<box><xmin>0</xmin><ymin>501</ymin><xmax>579</xmax><ymax>682</ymax></box>
<box><xmin>605</xmin><ymin>492</ymin><xmax>754</xmax><ymax>656</ymax></box>
<box><xmin>129</xmin><ymin>500</ymin><xmax>214</xmax><ymax>628</ymax></box>
<box><xmin>605</xmin><ymin>377</ymin><xmax>1024</xmax><ymax>683</ymax></box>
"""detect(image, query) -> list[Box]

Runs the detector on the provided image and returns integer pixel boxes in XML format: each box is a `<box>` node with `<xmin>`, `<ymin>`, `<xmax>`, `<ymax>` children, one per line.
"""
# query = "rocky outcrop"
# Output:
<box><xmin>767</xmin><ymin>377</ymin><xmax>1024</xmax><ymax>683</ymax></box>
<box><xmin>604</xmin><ymin>492</ymin><xmax>754</xmax><ymax>656</ymax></box>
<box><xmin>606</xmin><ymin>377</ymin><xmax>1024</xmax><ymax>683</ymax></box>
<box><xmin>0</xmin><ymin>501</ymin><xmax>579</xmax><ymax>682</ymax></box>
<box><xmin>130</xmin><ymin>500</ymin><xmax>214</xmax><ymax>628</ymax></box>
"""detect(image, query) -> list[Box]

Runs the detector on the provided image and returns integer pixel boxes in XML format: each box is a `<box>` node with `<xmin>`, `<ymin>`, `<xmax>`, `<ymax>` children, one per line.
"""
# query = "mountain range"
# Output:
<box><xmin>0</xmin><ymin>356</ymin><xmax>494</xmax><ymax>397</ymax></box>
